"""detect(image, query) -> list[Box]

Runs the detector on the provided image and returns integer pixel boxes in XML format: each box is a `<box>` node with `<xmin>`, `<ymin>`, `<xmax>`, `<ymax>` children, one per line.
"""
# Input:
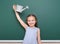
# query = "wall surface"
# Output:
<box><xmin>0</xmin><ymin>0</ymin><xmax>60</xmax><ymax>40</ymax></box>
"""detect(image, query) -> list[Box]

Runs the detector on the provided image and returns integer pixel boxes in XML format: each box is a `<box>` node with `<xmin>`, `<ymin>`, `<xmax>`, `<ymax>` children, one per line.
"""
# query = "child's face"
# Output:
<box><xmin>27</xmin><ymin>16</ymin><xmax>36</xmax><ymax>27</ymax></box>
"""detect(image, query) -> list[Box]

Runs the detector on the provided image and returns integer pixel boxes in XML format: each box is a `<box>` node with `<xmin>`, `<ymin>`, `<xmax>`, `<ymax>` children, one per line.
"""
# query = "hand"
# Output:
<box><xmin>13</xmin><ymin>4</ymin><xmax>16</xmax><ymax>11</ymax></box>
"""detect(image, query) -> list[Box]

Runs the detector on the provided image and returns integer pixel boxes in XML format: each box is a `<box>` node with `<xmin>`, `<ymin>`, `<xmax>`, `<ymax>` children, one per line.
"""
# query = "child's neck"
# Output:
<box><xmin>29</xmin><ymin>26</ymin><xmax>35</xmax><ymax>28</ymax></box>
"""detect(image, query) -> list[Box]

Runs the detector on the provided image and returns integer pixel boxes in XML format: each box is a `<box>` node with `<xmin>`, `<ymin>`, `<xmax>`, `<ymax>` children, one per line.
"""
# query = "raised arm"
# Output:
<box><xmin>13</xmin><ymin>5</ymin><xmax>28</xmax><ymax>29</ymax></box>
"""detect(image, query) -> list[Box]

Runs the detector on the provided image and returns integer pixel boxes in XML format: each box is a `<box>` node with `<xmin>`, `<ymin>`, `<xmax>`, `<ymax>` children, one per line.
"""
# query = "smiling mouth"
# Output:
<box><xmin>29</xmin><ymin>23</ymin><xmax>34</xmax><ymax>24</ymax></box>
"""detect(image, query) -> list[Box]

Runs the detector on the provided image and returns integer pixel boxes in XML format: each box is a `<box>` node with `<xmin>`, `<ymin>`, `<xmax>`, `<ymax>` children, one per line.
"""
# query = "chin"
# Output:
<box><xmin>29</xmin><ymin>25</ymin><xmax>35</xmax><ymax>27</ymax></box>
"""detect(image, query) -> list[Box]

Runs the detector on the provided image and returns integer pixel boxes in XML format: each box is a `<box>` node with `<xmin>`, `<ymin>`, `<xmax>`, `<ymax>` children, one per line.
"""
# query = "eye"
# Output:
<box><xmin>32</xmin><ymin>19</ymin><xmax>35</xmax><ymax>21</ymax></box>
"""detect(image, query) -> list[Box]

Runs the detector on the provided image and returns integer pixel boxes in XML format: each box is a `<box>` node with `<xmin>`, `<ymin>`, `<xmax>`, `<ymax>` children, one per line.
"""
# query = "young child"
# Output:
<box><xmin>13</xmin><ymin>5</ymin><xmax>42</xmax><ymax>44</ymax></box>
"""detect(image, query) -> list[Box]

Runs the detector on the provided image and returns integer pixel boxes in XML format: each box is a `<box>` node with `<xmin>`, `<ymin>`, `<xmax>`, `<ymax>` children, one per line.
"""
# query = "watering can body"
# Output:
<box><xmin>16</xmin><ymin>5</ymin><xmax>29</xmax><ymax>13</ymax></box>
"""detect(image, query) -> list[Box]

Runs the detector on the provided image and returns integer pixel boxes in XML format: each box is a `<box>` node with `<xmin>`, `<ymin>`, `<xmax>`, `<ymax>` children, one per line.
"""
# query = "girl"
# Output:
<box><xmin>13</xmin><ymin>5</ymin><xmax>42</xmax><ymax>44</ymax></box>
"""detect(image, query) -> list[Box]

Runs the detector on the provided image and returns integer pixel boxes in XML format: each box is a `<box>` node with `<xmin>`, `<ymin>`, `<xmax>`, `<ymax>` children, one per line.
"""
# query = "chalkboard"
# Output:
<box><xmin>0</xmin><ymin>0</ymin><xmax>60</xmax><ymax>40</ymax></box>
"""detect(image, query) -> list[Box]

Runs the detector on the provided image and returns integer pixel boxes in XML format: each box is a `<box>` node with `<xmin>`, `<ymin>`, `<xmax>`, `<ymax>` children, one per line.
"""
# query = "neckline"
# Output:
<box><xmin>29</xmin><ymin>26</ymin><xmax>36</xmax><ymax>29</ymax></box>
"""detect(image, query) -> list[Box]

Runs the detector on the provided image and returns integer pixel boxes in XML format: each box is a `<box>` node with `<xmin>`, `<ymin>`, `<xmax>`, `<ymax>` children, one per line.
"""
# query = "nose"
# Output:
<box><xmin>30</xmin><ymin>20</ymin><xmax>33</xmax><ymax>23</ymax></box>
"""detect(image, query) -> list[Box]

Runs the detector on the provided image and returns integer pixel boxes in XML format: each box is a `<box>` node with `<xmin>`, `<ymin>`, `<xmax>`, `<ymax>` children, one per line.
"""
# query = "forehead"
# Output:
<box><xmin>27</xmin><ymin>16</ymin><xmax>35</xmax><ymax>20</ymax></box>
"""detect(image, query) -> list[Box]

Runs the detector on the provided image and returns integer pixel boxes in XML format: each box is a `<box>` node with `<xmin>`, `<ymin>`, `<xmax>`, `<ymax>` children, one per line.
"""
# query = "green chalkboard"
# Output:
<box><xmin>0</xmin><ymin>0</ymin><xmax>60</xmax><ymax>40</ymax></box>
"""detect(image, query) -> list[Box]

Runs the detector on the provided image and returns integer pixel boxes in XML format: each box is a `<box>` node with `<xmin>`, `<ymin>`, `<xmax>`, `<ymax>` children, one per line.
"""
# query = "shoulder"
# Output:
<box><xmin>36</xmin><ymin>27</ymin><xmax>40</xmax><ymax>32</ymax></box>
<box><xmin>35</xmin><ymin>27</ymin><xmax>40</xmax><ymax>32</ymax></box>
<box><xmin>35</xmin><ymin>27</ymin><xmax>40</xmax><ymax>30</ymax></box>
<box><xmin>25</xmin><ymin>26</ymin><xmax>30</xmax><ymax>30</ymax></box>
<box><xmin>38</xmin><ymin>28</ymin><xmax>40</xmax><ymax>31</ymax></box>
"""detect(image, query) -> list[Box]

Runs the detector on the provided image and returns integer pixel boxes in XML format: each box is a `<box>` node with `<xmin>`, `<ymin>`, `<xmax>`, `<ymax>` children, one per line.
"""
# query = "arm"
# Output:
<box><xmin>37</xmin><ymin>28</ymin><xmax>42</xmax><ymax>44</ymax></box>
<box><xmin>13</xmin><ymin>5</ymin><xmax>28</xmax><ymax>29</ymax></box>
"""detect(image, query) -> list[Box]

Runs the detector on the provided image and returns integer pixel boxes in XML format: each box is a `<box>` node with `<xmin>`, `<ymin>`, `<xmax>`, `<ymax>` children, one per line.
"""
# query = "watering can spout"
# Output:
<box><xmin>21</xmin><ymin>6</ymin><xmax>29</xmax><ymax>13</ymax></box>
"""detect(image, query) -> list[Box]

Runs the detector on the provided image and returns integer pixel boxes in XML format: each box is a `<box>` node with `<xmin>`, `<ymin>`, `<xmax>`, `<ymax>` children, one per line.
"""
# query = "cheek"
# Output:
<box><xmin>33</xmin><ymin>21</ymin><xmax>36</xmax><ymax>24</ymax></box>
<box><xmin>27</xmin><ymin>20</ymin><xmax>30</xmax><ymax>23</ymax></box>
<box><xmin>33</xmin><ymin>21</ymin><xmax>36</xmax><ymax>23</ymax></box>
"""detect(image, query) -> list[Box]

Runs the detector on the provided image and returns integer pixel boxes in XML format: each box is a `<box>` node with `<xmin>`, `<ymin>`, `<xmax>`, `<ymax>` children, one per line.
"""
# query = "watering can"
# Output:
<box><xmin>16</xmin><ymin>5</ymin><xmax>29</xmax><ymax>13</ymax></box>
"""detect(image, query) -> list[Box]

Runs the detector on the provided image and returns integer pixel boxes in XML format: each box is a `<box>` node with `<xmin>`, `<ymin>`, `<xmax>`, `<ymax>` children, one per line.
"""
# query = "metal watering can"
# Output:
<box><xmin>16</xmin><ymin>5</ymin><xmax>29</xmax><ymax>13</ymax></box>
